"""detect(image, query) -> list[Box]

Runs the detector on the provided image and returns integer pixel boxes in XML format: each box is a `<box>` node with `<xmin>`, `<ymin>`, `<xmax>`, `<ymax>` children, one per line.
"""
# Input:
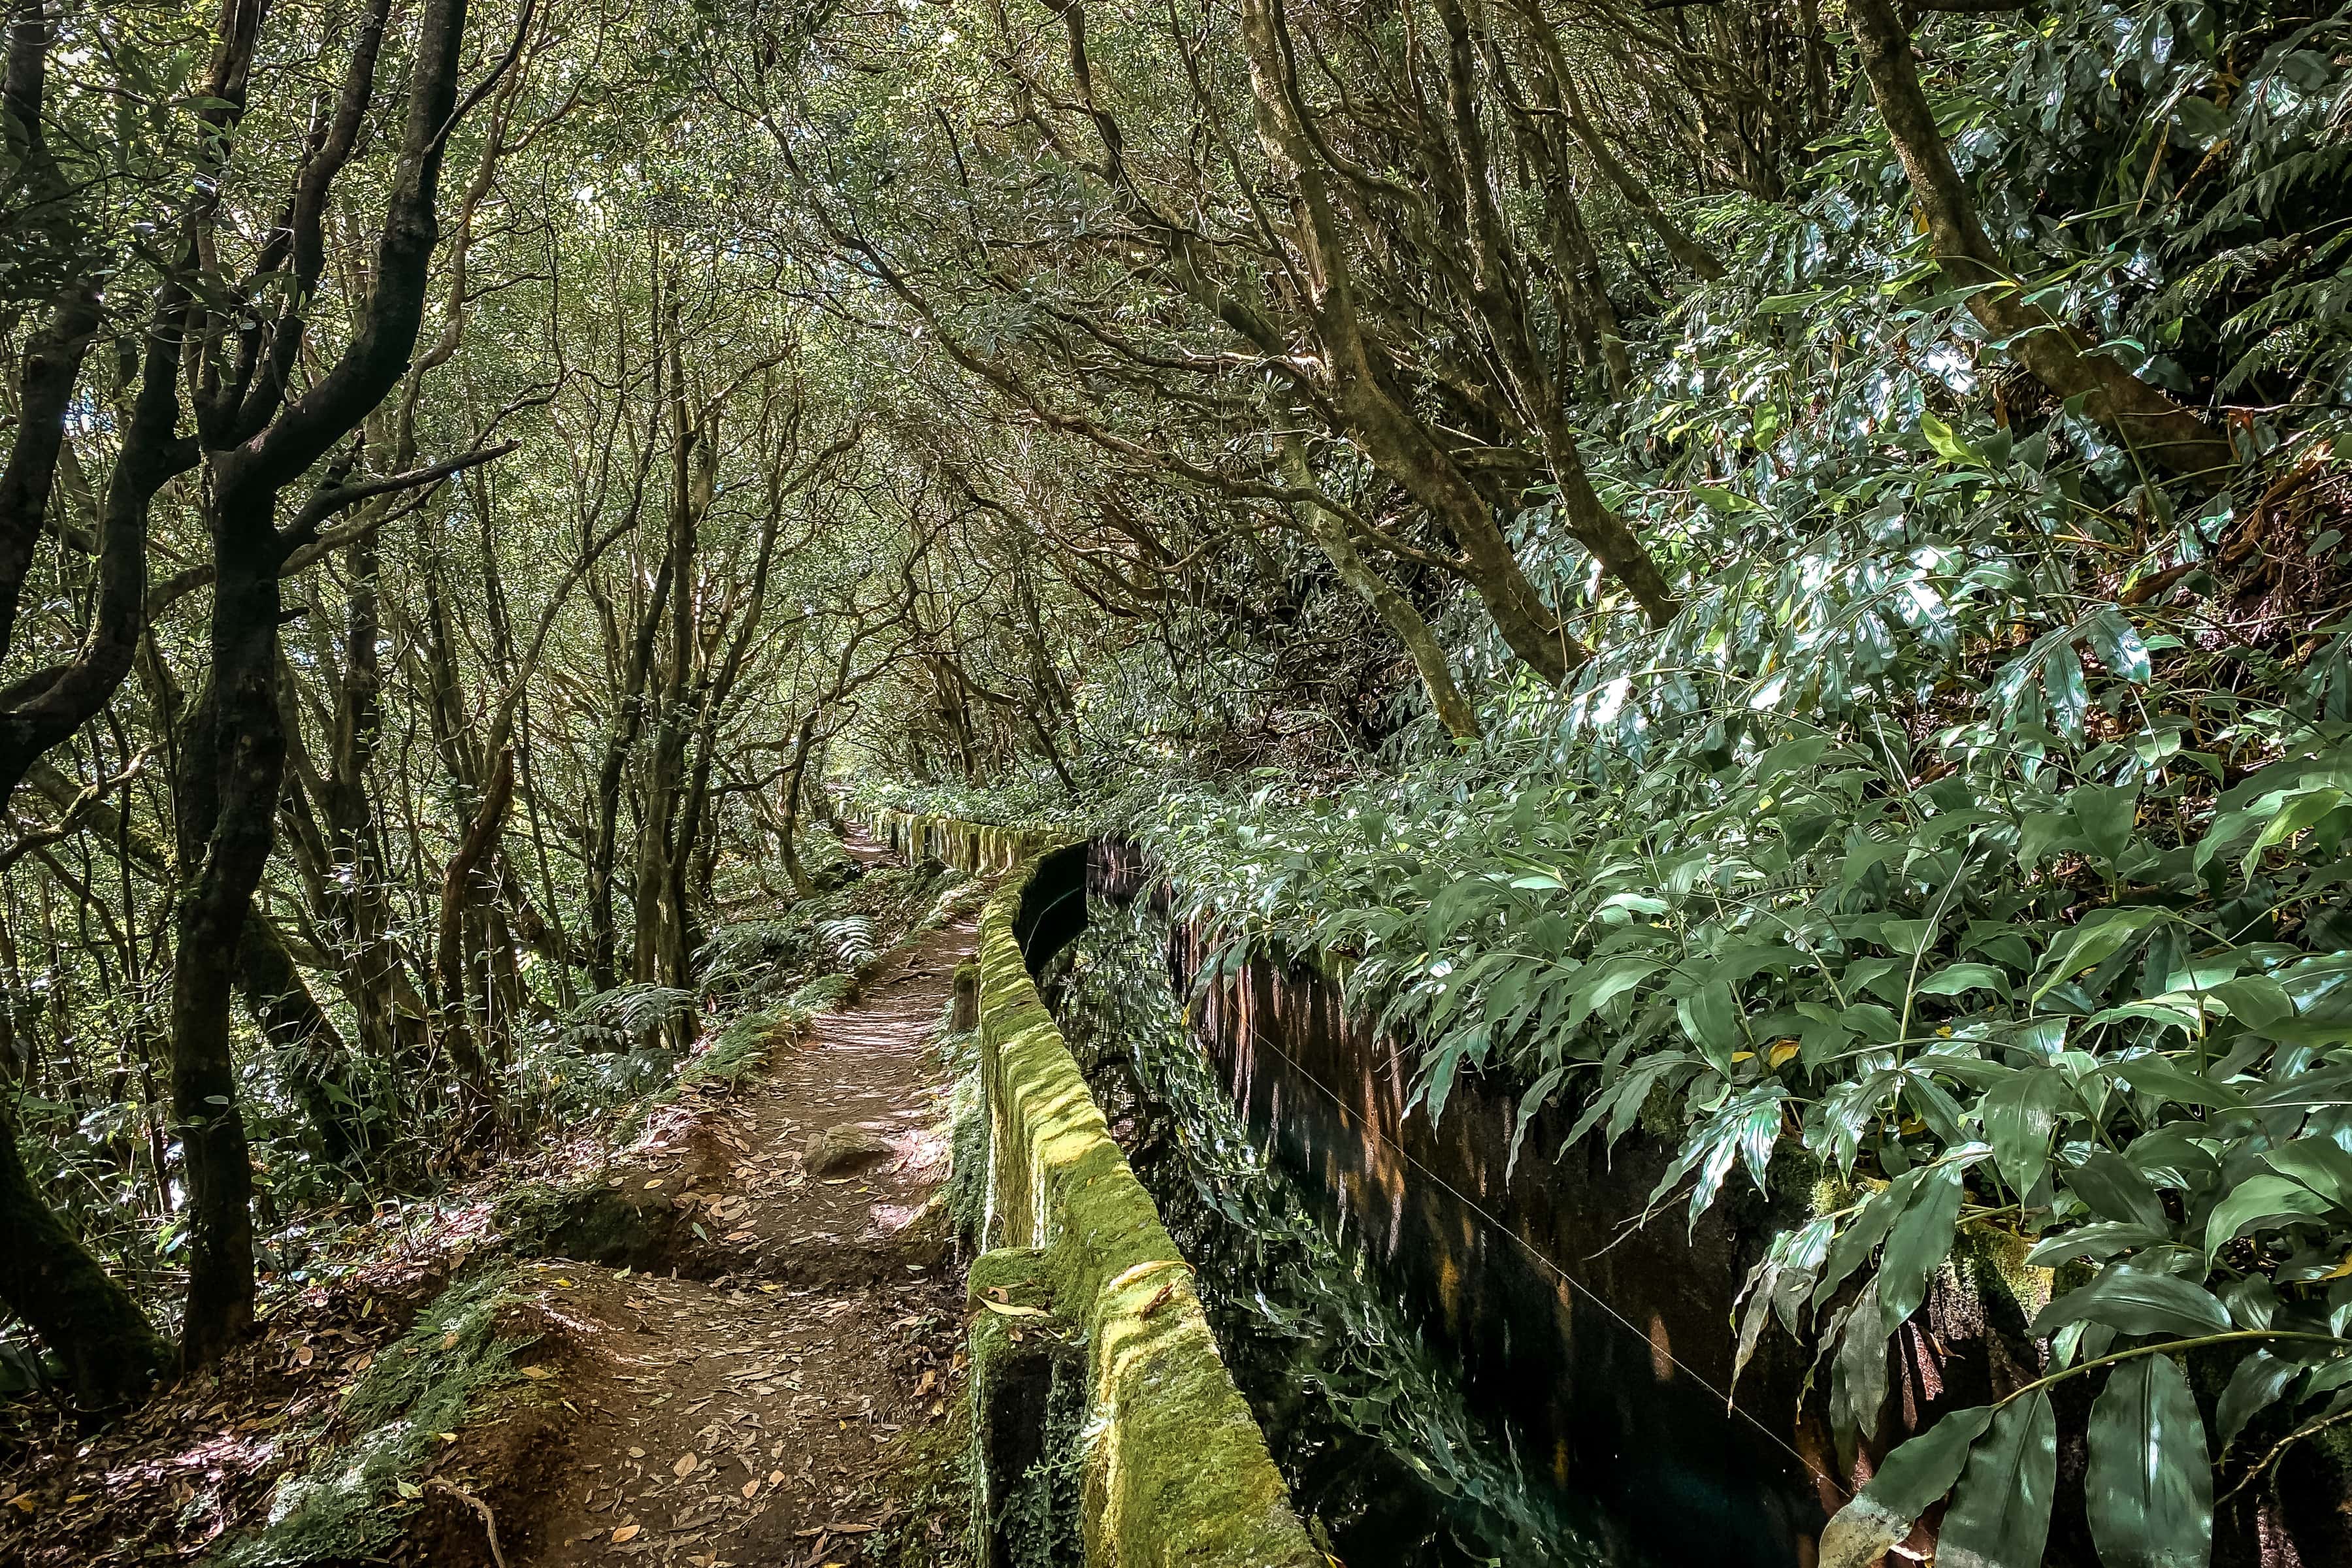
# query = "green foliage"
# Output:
<box><xmin>219</xmin><ymin>1269</ymin><xmax>529</xmax><ymax>1566</ymax></box>
<box><xmin>1055</xmin><ymin>7</ymin><xmax>2352</xmax><ymax>1541</ymax></box>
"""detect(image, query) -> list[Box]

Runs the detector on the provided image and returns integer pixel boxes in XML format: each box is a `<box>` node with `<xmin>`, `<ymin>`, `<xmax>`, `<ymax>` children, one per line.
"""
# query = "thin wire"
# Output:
<box><xmin>1228</xmin><ymin>1015</ymin><xmax>1850</xmax><ymax>1500</ymax></box>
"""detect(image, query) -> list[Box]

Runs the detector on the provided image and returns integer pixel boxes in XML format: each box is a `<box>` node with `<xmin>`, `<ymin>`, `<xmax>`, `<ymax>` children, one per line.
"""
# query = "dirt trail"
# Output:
<box><xmin>424</xmin><ymin>840</ymin><xmax>982</xmax><ymax>1568</ymax></box>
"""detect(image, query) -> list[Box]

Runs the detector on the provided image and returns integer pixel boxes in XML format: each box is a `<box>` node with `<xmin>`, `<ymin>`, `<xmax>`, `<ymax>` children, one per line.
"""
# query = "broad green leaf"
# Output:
<box><xmin>2215</xmin><ymin>1350</ymin><xmax>2300</xmax><ymax>1453</ymax></box>
<box><xmin>2129</xmin><ymin>1127</ymin><xmax>2223</xmax><ymax>1190</ymax></box>
<box><xmin>1676</xmin><ymin>979</ymin><xmax>1744</xmax><ymax>1076</ymax></box>
<box><xmin>1830</xmin><ymin>1277</ymin><xmax>1891</xmax><ymax>1460</ymax></box>
<box><xmin>2087</xmin><ymin>608</ymin><xmax>2154</xmax><ymax>684</ymax></box>
<box><xmin>1770</xmin><ymin>1214</ymin><xmax>1837</xmax><ymax>1335</ymax></box>
<box><xmin>2264</xmin><ymin>1139</ymin><xmax>2352</xmax><ymax>1208</ymax></box>
<box><xmin>1983</xmin><ymin>1069</ymin><xmax>2070</xmax><ymax>1198</ymax></box>
<box><xmin>2242</xmin><ymin>787</ymin><xmax>2347</xmax><ymax>877</ymax></box>
<box><xmin>2046</xmin><ymin>642</ymin><xmax>2090</xmax><ymax>738</ymax></box>
<box><xmin>2107</xmin><ymin>1055</ymin><xmax>2246</xmax><ymax>1111</ymax></box>
<box><xmin>2023</xmin><ymin>1220</ymin><xmax>2170</xmax><ymax>1267</ymax></box>
<box><xmin>1571</xmin><ymin>957</ymin><xmax>1664</xmax><ymax>1027</ymax></box>
<box><xmin>2067</xmin><ymin>1149</ymin><xmax>2169</xmax><ymax>1229</ymax></box>
<box><xmin>2204</xmin><ymin>1174</ymin><xmax>2339</xmax><ymax>1260</ymax></box>
<box><xmin>1880</xmin><ymin>918</ymin><xmax>1937</xmax><ymax>956</ymax></box>
<box><xmin>1816</xmin><ymin>1404</ymin><xmax>1995</xmax><ymax>1568</ymax></box>
<box><xmin>1878</xmin><ymin>1164</ymin><xmax>1965</xmax><ymax>1330</ymax></box>
<box><xmin>2089</xmin><ymin>1000</ymin><xmax>2208</xmax><ymax>1036</ymax></box>
<box><xmin>1918</xmin><ymin>962</ymin><xmax>2011</xmax><ymax>998</ymax></box>
<box><xmin>1420</xmin><ymin>1049</ymin><xmax>1461</xmax><ymax>1126</ymax></box>
<box><xmin>1939</xmin><ymin>1390</ymin><xmax>2057</xmax><ymax>1568</ymax></box>
<box><xmin>1690</xmin><ymin>483</ymin><xmax>1764</xmax><ymax>514</ymax></box>
<box><xmin>1505</xmin><ymin>1066</ymin><xmax>1565</xmax><ymax>1181</ymax></box>
<box><xmin>2070</xmin><ymin>782</ymin><xmax>2142</xmax><ymax>866</ymax></box>
<box><xmin>2085</xmin><ymin>1354</ymin><xmax>2213</xmax><ymax>1568</ymax></box>
<box><xmin>2018</xmin><ymin>811</ymin><xmax>2082</xmax><ymax>872</ymax></box>
<box><xmin>2033</xmin><ymin>1269</ymin><xmax>2232</xmax><ymax>1339</ymax></box>
<box><xmin>1814</xmin><ymin>1170</ymin><xmax>1921</xmax><ymax>1310</ymax></box>
<box><xmin>2212</xmin><ymin>975</ymin><xmax>2295</xmax><ymax>1031</ymax></box>
<box><xmin>1920</xmin><ymin>411</ymin><xmax>1985</xmax><ymax>466</ymax></box>
<box><xmin>2034</xmin><ymin>909</ymin><xmax>2165</xmax><ymax>1001</ymax></box>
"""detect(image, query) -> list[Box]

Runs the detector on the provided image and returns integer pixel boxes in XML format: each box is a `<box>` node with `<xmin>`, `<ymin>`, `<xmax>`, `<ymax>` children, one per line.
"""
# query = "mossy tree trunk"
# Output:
<box><xmin>1847</xmin><ymin>0</ymin><xmax>2233</xmax><ymax>478</ymax></box>
<box><xmin>1279</xmin><ymin>434</ymin><xmax>1482</xmax><ymax>743</ymax></box>
<box><xmin>0</xmin><ymin>1100</ymin><xmax>171</xmax><ymax>1413</ymax></box>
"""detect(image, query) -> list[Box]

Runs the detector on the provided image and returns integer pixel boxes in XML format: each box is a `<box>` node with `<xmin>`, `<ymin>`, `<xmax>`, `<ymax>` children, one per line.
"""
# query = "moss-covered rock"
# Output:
<box><xmin>218</xmin><ymin>1269</ymin><xmax>529</xmax><ymax>1566</ymax></box>
<box><xmin>492</xmin><ymin>1175</ymin><xmax>686</xmax><ymax>1271</ymax></box>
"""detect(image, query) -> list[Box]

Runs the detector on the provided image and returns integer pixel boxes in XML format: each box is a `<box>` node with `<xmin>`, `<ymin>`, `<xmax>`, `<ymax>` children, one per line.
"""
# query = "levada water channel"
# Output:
<box><xmin>1022</xmin><ymin>841</ymin><xmax>1835</xmax><ymax>1568</ymax></box>
<box><xmin>1032</xmin><ymin>853</ymin><xmax>1624</xmax><ymax>1568</ymax></box>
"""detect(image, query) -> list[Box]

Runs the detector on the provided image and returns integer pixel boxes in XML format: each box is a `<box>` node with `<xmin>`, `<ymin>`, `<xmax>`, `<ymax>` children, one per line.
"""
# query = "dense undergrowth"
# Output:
<box><xmin>216</xmin><ymin>1269</ymin><xmax>529</xmax><ymax>1568</ymax></box>
<box><xmin>853</xmin><ymin>1</ymin><xmax>2352</xmax><ymax>1557</ymax></box>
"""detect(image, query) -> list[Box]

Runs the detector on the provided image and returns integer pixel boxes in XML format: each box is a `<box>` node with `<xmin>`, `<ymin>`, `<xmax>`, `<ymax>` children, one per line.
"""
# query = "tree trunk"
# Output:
<box><xmin>1552</xmin><ymin>71</ymin><xmax>1725</xmax><ymax>282</ymax></box>
<box><xmin>1237</xmin><ymin>0</ymin><xmax>1597</xmax><ymax>680</ymax></box>
<box><xmin>235</xmin><ymin>915</ymin><xmax>372</xmax><ymax>1169</ymax></box>
<box><xmin>1846</xmin><ymin>0</ymin><xmax>2232</xmax><ymax>478</ymax></box>
<box><xmin>1281</xmin><ymin>436</ymin><xmax>1481</xmax><ymax>741</ymax></box>
<box><xmin>318</xmin><ymin>528</ymin><xmax>427</xmax><ymax>1081</ymax></box>
<box><xmin>435</xmin><ymin>745</ymin><xmax>514</xmax><ymax>1109</ymax></box>
<box><xmin>0</xmin><ymin>1100</ymin><xmax>171</xmax><ymax>1413</ymax></box>
<box><xmin>168</xmin><ymin>512</ymin><xmax>285</xmax><ymax>1369</ymax></box>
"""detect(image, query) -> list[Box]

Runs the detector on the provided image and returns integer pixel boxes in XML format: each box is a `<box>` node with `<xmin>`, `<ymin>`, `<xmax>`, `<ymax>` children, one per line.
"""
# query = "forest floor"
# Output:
<box><xmin>1</xmin><ymin>831</ymin><xmax>984</xmax><ymax>1568</ymax></box>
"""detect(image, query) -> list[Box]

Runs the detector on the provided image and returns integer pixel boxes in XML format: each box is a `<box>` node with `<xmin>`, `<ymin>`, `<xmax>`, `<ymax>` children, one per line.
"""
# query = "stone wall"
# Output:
<box><xmin>960</xmin><ymin>844</ymin><xmax>1320</xmax><ymax>1568</ymax></box>
<box><xmin>864</xmin><ymin>807</ymin><xmax>1061</xmax><ymax>876</ymax></box>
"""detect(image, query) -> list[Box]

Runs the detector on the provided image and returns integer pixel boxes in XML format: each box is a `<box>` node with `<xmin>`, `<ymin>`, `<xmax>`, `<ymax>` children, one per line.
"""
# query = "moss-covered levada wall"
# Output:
<box><xmin>961</xmin><ymin>845</ymin><xmax>1321</xmax><ymax>1568</ymax></box>
<box><xmin>865</xmin><ymin>806</ymin><xmax>1062</xmax><ymax>878</ymax></box>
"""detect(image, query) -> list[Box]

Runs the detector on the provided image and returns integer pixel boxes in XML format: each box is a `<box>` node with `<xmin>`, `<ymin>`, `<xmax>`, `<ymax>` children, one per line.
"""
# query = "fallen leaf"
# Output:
<box><xmin>520</xmin><ymin>1365</ymin><xmax>555</xmax><ymax>1380</ymax></box>
<box><xmin>673</xmin><ymin>1452</ymin><xmax>698</xmax><ymax>1478</ymax></box>
<box><xmin>612</xmin><ymin>1523</ymin><xmax>641</xmax><ymax>1543</ymax></box>
<box><xmin>979</xmin><ymin>1299</ymin><xmax>1047</xmax><ymax>1319</ymax></box>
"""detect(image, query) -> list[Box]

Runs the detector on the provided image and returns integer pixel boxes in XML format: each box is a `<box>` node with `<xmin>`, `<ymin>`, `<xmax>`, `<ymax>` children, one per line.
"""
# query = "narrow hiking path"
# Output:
<box><xmin>416</xmin><ymin>834</ymin><xmax>985</xmax><ymax>1568</ymax></box>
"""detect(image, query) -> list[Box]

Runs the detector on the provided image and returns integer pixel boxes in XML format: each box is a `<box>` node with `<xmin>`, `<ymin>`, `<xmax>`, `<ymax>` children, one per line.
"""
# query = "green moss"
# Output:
<box><xmin>965</xmin><ymin>860</ymin><xmax>1322</xmax><ymax>1568</ymax></box>
<box><xmin>493</xmin><ymin>1175</ymin><xmax>683</xmax><ymax>1269</ymax></box>
<box><xmin>966</xmin><ymin>1250</ymin><xmax>1083</xmax><ymax>1568</ymax></box>
<box><xmin>219</xmin><ymin>1269</ymin><xmax>530</xmax><ymax>1567</ymax></box>
<box><xmin>862</xmin><ymin>809</ymin><xmax>1064</xmax><ymax>879</ymax></box>
<box><xmin>945</xmin><ymin>1068</ymin><xmax>990</xmax><ymax>1251</ymax></box>
<box><xmin>674</xmin><ymin>1004</ymin><xmax>801</xmax><ymax>1095</ymax></box>
<box><xmin>1948</xmin><ymin>1222</ymin><xmax>2053</xmax><ymax>1328</ymax></box>
<box><xmin>789</xmin><ymin>972</ymin><xmax>856</xmax><ymax>1013</ymax></box>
